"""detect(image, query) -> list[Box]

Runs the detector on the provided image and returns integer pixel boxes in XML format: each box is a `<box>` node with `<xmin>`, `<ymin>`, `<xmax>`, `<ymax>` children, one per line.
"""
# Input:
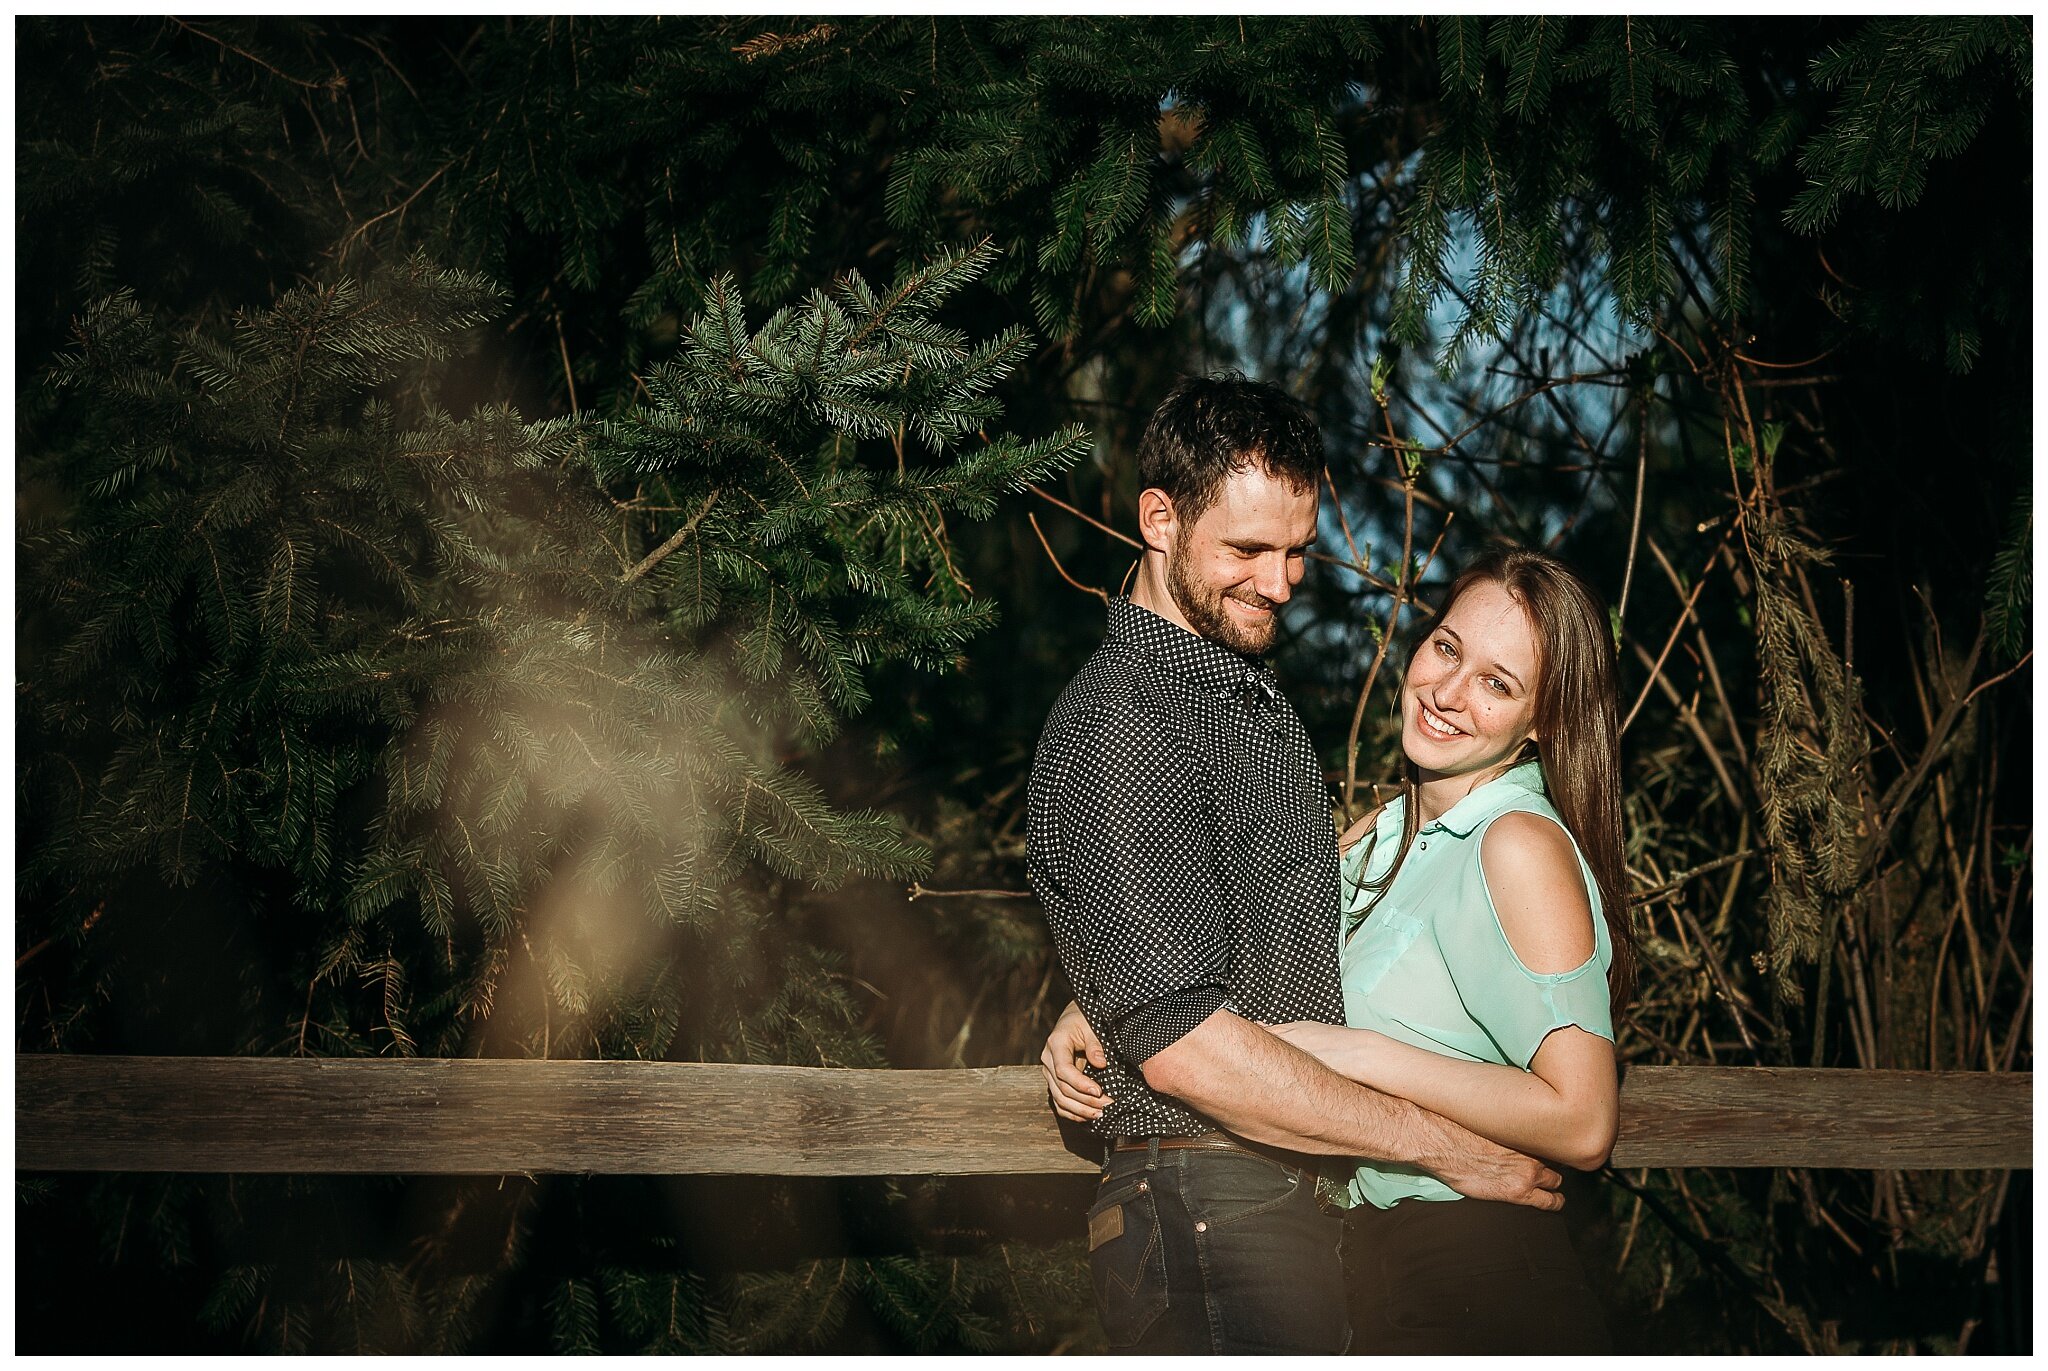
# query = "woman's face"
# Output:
<box><xmin>1401</xmin><ymin>579</ymin><xmax>1542</xmax><ymax>781</ymax></box>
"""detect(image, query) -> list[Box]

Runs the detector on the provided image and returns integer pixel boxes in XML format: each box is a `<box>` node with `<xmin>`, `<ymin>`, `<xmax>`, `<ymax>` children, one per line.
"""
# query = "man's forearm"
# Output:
<box><xmin>1140</xmin><ymin>1006</ymin><xmax>1469</xmax><ymax>1166</ymax></box>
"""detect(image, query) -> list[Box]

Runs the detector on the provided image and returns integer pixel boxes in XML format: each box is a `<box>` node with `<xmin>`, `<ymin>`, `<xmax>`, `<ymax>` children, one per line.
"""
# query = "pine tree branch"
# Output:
<box><xmin>620</xmin><ymin>490</ymin><xmax>720</xmax><ymax>585</ymax></box>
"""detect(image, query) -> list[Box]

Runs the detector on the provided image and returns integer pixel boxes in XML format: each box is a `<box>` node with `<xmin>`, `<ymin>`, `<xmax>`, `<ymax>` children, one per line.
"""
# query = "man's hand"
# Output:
<box><xmin>1039</xmin><ymin>999</ymin><xmax>1112</xmax><ymax>1122</ymax></box>
<box><xmin>1414</xmin><ymin>1121</ymin><xmax>1566</xmax><ymax>1211</ymax></box>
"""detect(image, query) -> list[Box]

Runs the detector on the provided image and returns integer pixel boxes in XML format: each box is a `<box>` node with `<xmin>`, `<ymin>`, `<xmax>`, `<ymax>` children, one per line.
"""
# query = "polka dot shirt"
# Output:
<box><xmin>1027</xmin><ymin>597</ymin><xmax>1347</xmax><ymax>1139</ymax></box>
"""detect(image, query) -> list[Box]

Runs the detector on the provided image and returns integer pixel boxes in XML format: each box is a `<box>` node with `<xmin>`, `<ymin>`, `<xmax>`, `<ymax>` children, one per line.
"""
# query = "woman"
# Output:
<box><xmin>1041</xmin><ymin>544</ymin><xmax>1635</xmax><ymax>1353</ymax></box>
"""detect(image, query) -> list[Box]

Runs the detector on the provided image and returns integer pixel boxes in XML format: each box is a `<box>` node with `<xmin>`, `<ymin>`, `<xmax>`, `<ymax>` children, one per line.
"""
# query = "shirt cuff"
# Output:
<box><xmin>1112</xmin><ymin>985</ymin><xmax>1230</xmax><ymax>1064</ymax></box>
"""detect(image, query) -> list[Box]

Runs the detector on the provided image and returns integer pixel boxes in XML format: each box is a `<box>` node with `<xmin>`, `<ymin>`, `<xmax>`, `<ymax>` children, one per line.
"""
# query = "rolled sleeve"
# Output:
<box><xmin>1058</xmin><ymin>708</ymin><xmax>1231</xmax><ymax>1064</ymax></box>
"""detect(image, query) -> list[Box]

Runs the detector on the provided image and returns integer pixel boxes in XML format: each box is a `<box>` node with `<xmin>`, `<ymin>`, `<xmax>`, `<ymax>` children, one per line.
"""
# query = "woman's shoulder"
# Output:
<box><xmin>1477</xmin><ymin>809</ymin><xmax>1598</xmax><ymax>974</ymax></box>
<box><xmin>1480</xmin><ymin>806</ymin><xmax>1582</xmax><ymax>864</ymax></box>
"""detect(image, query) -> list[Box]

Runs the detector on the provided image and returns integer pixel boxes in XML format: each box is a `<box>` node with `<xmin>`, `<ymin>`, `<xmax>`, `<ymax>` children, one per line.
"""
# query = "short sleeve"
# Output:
<box><xmin>1056</xmin><ymin>706</ymin><xmax>1230</xmax><ymax>1063</ymax></box>
<box><xmin>1445</xmin><ymin>813</ymin><xmax>1615</xmax><ymax>1069</ymax></box>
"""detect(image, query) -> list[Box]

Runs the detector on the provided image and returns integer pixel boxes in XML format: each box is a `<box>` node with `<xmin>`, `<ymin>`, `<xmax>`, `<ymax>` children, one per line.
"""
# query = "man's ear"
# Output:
<box><xmin>1136</xmin><ymin>487</ymin><xmax>1178</xmax><ymax>556</ymax></box>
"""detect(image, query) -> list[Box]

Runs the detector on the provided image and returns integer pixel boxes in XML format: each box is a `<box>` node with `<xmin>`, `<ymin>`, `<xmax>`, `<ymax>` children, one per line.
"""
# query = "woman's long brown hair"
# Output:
<box><xmin>1352</xmin><ymin>545</ymin><xmax>1638</xmax><ymax>1015</ymax></box>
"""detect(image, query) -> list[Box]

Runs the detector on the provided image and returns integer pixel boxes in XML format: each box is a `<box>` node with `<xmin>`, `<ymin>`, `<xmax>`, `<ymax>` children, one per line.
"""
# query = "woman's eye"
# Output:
<box><xmin>1434</xmin><ymin>639</ymin><xmax>1455</xmax><ymax>658</ymax></box>
<box><xmin>1485</xmin><ymin>676</ymin><xmax>1509</xmax><ymax>695</ymax></box>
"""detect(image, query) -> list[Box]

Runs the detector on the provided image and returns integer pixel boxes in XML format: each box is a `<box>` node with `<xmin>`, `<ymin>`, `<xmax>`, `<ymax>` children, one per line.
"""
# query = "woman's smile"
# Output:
<box><xmin>1415</xmin><ymin>701</ymin><xmax>1466</xmax><ymax>740</ymax></box>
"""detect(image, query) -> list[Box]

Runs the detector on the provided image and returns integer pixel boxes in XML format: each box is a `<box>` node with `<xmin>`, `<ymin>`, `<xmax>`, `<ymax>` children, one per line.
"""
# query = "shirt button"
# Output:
<box><xmin>1419</xmin><ymin>840</ymin><xmax>1428</xmax><ymax>850</ymax></box>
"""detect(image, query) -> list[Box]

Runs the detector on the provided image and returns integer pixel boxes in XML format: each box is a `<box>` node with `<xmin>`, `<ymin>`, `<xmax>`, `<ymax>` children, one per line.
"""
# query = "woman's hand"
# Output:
<box><xmin>1268</xmin><ymin>1020</ymin><xmax>1383</xmax><ymax>1080</ymax></box>
<box><xmin>1039</xmin><ymin>999</ymin><xmax>1112</xmax><ymax>1122</ymax></box>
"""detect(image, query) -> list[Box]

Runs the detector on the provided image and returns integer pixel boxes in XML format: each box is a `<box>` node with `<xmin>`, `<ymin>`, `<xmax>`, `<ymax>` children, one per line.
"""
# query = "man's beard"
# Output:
<box><xmin>1167</xmin><ymin>541</ymin><xmax>1278</xmax><ymax>657</ymax></box>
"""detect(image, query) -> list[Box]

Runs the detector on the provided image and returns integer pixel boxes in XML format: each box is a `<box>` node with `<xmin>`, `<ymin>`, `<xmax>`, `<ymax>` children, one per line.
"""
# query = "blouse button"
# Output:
<box><xmin>1419</xmin><ymin>840</ymin><xmax>1428</xmax><ymax>850</ymax></box>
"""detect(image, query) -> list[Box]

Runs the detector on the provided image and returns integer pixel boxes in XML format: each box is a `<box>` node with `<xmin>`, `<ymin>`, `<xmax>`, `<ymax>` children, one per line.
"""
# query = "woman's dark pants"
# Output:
<box><xmin>1342</xmin><ymin>1194</ymin><xmax>1611</xmax><ymax>1353</ymax></box>
<box><xmin>1086</xmin><ymin>1141</ymin><xmax>1349</xmax><ymax>1354</ymax></box>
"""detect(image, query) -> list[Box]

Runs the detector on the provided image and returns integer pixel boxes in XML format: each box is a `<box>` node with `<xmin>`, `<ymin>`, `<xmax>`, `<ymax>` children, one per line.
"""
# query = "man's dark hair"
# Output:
<box><xmin>1135</xmin><ymin>373</ymin><xmax>1323</xmax><ymax>524</ymax></box>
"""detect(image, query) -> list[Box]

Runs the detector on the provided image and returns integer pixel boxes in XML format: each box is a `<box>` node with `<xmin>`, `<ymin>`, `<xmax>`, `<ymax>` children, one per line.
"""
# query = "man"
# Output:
<box><xmin>1026</xmin><ymin>375</ymin><xmax>1560</xmax><ymax>1354</ymax></box>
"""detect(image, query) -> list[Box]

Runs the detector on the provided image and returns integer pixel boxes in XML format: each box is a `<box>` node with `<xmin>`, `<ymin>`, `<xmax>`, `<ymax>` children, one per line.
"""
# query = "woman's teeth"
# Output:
<box><xmin>1420</xmin><ymin>705</ymin><xmax>1462</xmax><ymax>739</ymax></box>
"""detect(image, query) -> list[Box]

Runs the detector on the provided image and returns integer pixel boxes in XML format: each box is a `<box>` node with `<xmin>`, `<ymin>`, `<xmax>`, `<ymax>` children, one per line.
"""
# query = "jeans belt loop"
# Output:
<box><xmin>1145</xmin><ymin>1136</ymin><xmax>1160</xmax><ymax>1172</ymax></box>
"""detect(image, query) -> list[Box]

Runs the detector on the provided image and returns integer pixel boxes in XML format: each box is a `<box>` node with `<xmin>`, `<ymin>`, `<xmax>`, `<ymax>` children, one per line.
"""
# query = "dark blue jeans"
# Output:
<box><xmin>1086</xmin><ymin>1142</ymin><xmax>1349</xmax><ymax>1353</ymax></box>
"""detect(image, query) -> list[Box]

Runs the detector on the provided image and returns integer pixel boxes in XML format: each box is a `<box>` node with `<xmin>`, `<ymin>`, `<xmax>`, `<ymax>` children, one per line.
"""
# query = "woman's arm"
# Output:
<box><xmin>1271</xmin><ymin>1020</ymin><xmax>1615</xmax><ymax>1171</ymax></box>
<box><xmin>1273</xmin><ymin>811</ymin><xmax>1620</xmax><ymax>1171</ymax></box>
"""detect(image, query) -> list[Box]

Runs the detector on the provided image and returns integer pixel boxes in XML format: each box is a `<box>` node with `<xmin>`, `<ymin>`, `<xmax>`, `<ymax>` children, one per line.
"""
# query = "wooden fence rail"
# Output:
<box><xmin>14</xmin><ymin>1056</ymin><xmax>2029</xmax><ymax>1176</ymax></box>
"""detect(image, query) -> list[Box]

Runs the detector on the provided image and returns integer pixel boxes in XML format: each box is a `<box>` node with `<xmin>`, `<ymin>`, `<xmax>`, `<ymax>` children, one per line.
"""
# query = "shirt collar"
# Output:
<box><xmin>1106</xmin><ymin>597</ymin><xmax>1277</xmax><ymax>699</ymax></box>
<box><xmin>1421</xmin><ymin>758</ymin><xmax>1548</xmax><ymax>837</ymax></box>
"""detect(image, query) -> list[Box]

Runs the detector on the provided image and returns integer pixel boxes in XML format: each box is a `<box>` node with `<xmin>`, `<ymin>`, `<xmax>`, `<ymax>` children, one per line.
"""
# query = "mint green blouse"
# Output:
<box><xmin>1337</xmin><ymin>760</ymin><xmax>1614</xmax><ymax>1209</ymax></box>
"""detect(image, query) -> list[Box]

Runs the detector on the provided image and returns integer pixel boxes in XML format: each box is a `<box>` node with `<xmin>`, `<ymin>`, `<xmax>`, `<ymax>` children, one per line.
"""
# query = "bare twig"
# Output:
<box><xmin>1621</xmin><ymin>534</ymin><xmax>1727</xmax><ymax>735</ymax></box>
<box><xmin>1629</xmin><ymin>637</ymin><xmax>1745</xmax><ymax>812</ymax></box>
<box><xmin>554</xmin><ymin>311</ymin><xmax>580</xmax><ymax>414</ymax></box>
<box><xmin>1648</xmin><ymin>535</ymin><xmax>1751</xmax><ymax>772</ymax></box>
<box><xmin>620</xmin><ymin>489</ymin><xmax>720</xmax><ymax>585</ymax></box>
<box><xmin>1027</xmin><ymin>512</ymin><xmax>1108</xmax><ymax>603</ymax></box>
<box><xmin>1027</xmin><ymin>484</ymin><xmax>1140</xmax><ymax>549</ymax></box>
<box><xmin>1631</xmin><ymin>849</ymin><xmax>1760</xmax><ymax>905</ymax></box>
<box><xmin>170</xmin><ymin>18</ymin><xmax>343</xmax><ymax>91</ymax></box>
<box><xmin>1616</xmin><ymin>402</ymin><xmax>1649</xmax><ymax>629</ymax></box>
<box><xmin>342</xmin><ymin>160</ymin><xmax>453</xmax><ymax>251</ymax></box>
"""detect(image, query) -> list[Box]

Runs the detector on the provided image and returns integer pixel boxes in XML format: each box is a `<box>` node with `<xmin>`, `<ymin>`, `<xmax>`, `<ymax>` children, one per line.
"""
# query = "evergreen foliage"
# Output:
<box><xmin>20</xmin><ymin>237</ymin><xmax>1085</xmax><ymax>1344</ymax></box>
<box><xmin>16</xmin><ymin>15</ymin><xmax>2031</xmax><ymax>1355</ymax></box>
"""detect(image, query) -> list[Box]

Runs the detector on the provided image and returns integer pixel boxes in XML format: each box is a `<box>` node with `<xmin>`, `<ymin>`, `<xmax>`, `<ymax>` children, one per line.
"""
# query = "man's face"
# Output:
<box><xmin>1165</xmin><ymin>465</ymin><xmax>1319</xmax><ymax>657</ymax></box>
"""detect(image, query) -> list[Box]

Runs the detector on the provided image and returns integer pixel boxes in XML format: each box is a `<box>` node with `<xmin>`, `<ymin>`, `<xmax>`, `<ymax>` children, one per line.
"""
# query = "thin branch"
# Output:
<box><xmin>554</xmin><ymin>311</ymin><xmax>580</xmax><ymax>414</ymax></box>
<box><xmin>1958</xmin><ymin>650</ymin><xmax>2032</xmax><ymax>711</ymax></box>
<box><xmin>170</xmin><ymin>18</ymin><xmax>342</xmax><ymax>91</ymax></box>
<box><xmin>1615</xmin><ymin>400</ymin><xmax>1649</xmax><ymax>629</ymax></box>
<box><xmin>1631</xmin><ymin>849</ymin><xmax>1760</xmax><ymax>905</ymax></box>
<box><xmin>907</xmin><ymin>883</ymin><xmax>1034</xmax><ymax>901</ymax></box>
<box><xmin>1322</xmin><ymin>464</ymin><xmax>1365</xmax><ymax>572</ymax></box>
<box><xmin>342</xmin><ymin>160</ymin><xmax>453</xmax><ymax>251</ymax></box>
<box><xmin>1621</xmin><ymin>535</ymin><xmax>1726</xmax><ymax>735</ymax></box>
<box><xmin>1732</xmin><ymin>345</ymin><xmax>1840</xmax><ymax>371</ymax></box>
<box><xmin>620</xmin><ymin>489</ymin><xmax>720</xmax><ymax>585</ymax></box>
<box><xmin>1647</xmin><ymin>535</ymin><xmax>1751</xmax><ymax>772</ymax></box>
<box><xmin>345</xmin><ymin>32</ymin><xmax>422</xmax><ymax>103</ymax></box>
<box><xmin>1028</xmin><ymin>512</ymin><xmax>1109</xmax><ymax>603</ymax></box>
<box><xmin>1027</xmin><ymin>484</ymin><xmax>1139</xmax><ymax>549</ymax></box>
<box><xmin>1629</xmin><ymin>636</ymin><xmax>1745</xmax><ymax>812</ymax></box>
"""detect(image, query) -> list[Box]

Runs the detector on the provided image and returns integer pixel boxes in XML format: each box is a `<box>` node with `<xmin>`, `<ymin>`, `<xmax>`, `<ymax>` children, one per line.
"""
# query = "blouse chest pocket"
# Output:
<box><xmin>1341</xmin><ymin>903</ymin><xmax>1427</xmax><ymax>1002</ymax></box>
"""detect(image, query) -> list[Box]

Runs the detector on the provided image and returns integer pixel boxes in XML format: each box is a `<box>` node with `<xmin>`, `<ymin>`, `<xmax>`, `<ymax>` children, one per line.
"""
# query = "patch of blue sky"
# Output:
<box><xmin>1193</xmin><ymin>186</ymin><xmax>1655</xmax><ymax>660</ymax></box>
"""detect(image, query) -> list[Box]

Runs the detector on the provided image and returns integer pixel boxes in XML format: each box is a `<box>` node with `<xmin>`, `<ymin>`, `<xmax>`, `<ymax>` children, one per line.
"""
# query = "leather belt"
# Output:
<box><xmin>1113</xmin><ymin>1130</ymin><xmax>1244</xmax><ymax>1154</ymax></box>
<box><xmin>1112</xmin><ymin>1130</ymin><xmax>1321</xmax><ymax>1179</ymax></box>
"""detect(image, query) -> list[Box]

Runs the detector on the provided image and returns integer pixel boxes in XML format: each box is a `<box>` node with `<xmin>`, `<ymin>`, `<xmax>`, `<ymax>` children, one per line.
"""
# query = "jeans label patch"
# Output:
<box><xmin>1088</xmin><ymin>1202</ymin><xmax>1125</xmax><ymax>1251</ymax></box>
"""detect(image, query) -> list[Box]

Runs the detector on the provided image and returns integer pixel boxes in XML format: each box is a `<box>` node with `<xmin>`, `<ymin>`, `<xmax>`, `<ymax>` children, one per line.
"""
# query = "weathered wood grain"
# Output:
<box><xmin>1608</xmin><ymin>1065</ymin><xmax>2029</xmax><ymax>1168</ymax></box>
<box><xmin>14</xmin><ymin>1056</ymin><xmax>2029</xmax><ymax>1175</ymax></box>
